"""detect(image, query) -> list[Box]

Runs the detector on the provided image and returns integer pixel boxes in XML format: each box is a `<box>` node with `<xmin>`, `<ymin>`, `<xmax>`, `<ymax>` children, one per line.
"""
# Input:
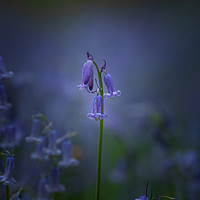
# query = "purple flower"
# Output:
<box><xmin>0</xmin><ymin>156</ymin><xmax>16</xmax><ymax>185</ymax></box>
<box><xmin>78</xmin><ymin>60</ymin><xmax>94</xmax><ymax>92</ymax></box>
<box><xmin>44</xmin><ymin>130</ymin><xmax>61</xmax><ymax>157</ymax></box>
<box><xmin>26</xmin><ymin>118</ymin><xmax>42</xmax><ymax>143</ymax></box>
<box><xmin>135</xmin><ymin>195</ymin><xmax>148</xmax><ymax>200</ymax></box>
<box><xmin>45</xmin><ymin>166</ymin><xmax>65</xmax><ymax>193</ymax></box>
<box><xmin>0</xmin><ymin>57</ymin><xmax>13</xmax><ymax>80</ymax></box>
<box><xmin>58</xmin><ymin>140</ymin><xmax>79</xmax><ymax>168</ymax></box>
<box><xmin>0</xmin><ymin>84</ymin><xmax>11</xmax><ymax>110</ymax></box>
<box><xmin>31</xmin><ymin>136</ymin><xmax>46</xmax><ymax>161</ymax></box>
<box><xmin>103</xmin><ymin>74</ymin><xmax>121</xmax><ymax>99</ymax></box>
<box><xmin>87</xmin><ymin>95</ymin><xmax>107</xmax><ymax>120</ymax></box>
<box><xmin>37</xmin><ymin>177</ymin><xmax>49</xmax><ymax>200</ymax></box>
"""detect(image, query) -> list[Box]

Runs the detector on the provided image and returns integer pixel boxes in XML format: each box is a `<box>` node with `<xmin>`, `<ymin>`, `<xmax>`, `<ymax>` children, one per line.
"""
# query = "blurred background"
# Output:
<box><xmin>0</xmin><ymin>0</ymin><xmax>200</xmax><ymax>199</ymax></box>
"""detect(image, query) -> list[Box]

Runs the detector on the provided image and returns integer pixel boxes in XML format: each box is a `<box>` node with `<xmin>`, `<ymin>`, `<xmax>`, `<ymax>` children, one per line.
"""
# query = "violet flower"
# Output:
<box><xmin>26</xmin><ymin>118</ymin><xmax>42</xmax><ymax>143</ymax></box>
<box><xmin>31</xmin><ymin>136</ymin><xmax>46</xmax><ymax>161</ymax></box>
<box><xmin>45</xmin><ymin>166</ymin><xmax>65</xmax><ymax>193</ymax></box>
<box><xmin>58</xmin><ymin>140</ymin><xmax>79</xmax><ymax>168</ymax></box>
<box><xmin>37</xmin><ymin>177</ymin><xmax>49</xmax><ymax>200</ymax></box>
<box><xmin>0</xmin><ymin>156</ymin><xmax>16</xmax><ymax>185</ymax></box>
<box><xmin>87</xmin><ymin>95</ymin><xmax>107</xmax><ymax>120</ymax></box>
<box><xmin>135</xmin><ymin>195</ymin><xmax>149</xmax><ymax>200</ymax></box>
<box><xmin>78</xmin><ymin>60</ymin><xmax>94</xmax><ymax>92</ymax></box>
<box><xmin>103</xmin><ymin>74</ymin><xmax>121</xmax><ymax>99</ymax></box>
<box><xmin>44</xmin><ymin>129</ymin><xmax>61</xmax><ymax>157</ymax></box>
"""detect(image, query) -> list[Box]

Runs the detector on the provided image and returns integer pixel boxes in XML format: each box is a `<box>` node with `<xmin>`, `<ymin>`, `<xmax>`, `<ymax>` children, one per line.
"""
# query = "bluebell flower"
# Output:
<box><xmin>87</xmin><ymin>95</ymin><xmax>107</xmax><ymax>120</ymax></box>
<box><xmin>26</xmin><ymin>118</ymin><xmax>42</xmax><ymax>143</ymax></box>
<box><xmin>103</xmin><ymin>74</ymin><xmax>121</xmax><ymax>99</ymax></box>
<box><xmin>0</xmin><ymin>57</ymin><xmax>13</xmax><ymax>80</ymax></box>
<box><xmin>135</xmin><ymin>195</ymin><xmax>148</xmax><ymax>200</ymax></box>
<box><xmin>1</xmin><ymin>124</ymin><xmax>17</xmax><ymax>149</ymax></box>
<box><xmin>0</xmin><ymin>156</ymin><xmax>16</xmax><ymax>185</ymax></box>
<box><xmin>0</xmin><ymin>84</ymin><xmax>11</xmax><ymax>110</ymax></box>
<box><xmin>58</xmin><ymin>140</ymin><xmax>79</xmax><ymax>168</ymax></box>
<box><xmin>31</xmin><ymin>136</ymin><xmax>46</xmax><ymax>161</ymax></box>
<box><xmin>45</xmin><ymin>166</ymin><xmax>65</xmax><ymax>193</ymax></box>
<box><xmin>78</xmin><ymin>60</ymin><xmax>94</xmax><ymax>92</ymax></box>
<box><xmin>44</xmin><ymin>130</ymin><xmax>61</xmax><ymax>157</ymax></box>
<box><xmin>37</xmin><ymin>177</ymin><xmax>49</xmax><ymax>200</ymax></box>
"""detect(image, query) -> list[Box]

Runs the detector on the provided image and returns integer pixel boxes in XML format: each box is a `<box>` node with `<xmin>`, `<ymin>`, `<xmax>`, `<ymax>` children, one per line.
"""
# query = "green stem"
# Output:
<box><xmin>93</xmin><ymin>61</ymin><xmax>104</xmax><ymax>200</ymax></box>
<box><xmin>5</xmin><ymin>185</ymin><xmax>9</xmax><ymax>200</ymax></box>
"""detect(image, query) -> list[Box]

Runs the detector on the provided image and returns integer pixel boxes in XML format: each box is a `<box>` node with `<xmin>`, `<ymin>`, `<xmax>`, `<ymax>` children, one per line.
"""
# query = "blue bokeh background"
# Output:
<box><xmin>0</xmin><ymin>1</ymin><xmax>200</xmax><ymax>199</ymax></box>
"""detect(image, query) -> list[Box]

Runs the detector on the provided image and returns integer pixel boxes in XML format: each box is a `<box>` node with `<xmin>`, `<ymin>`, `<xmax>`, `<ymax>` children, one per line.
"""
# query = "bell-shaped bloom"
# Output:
<box><xmin>0</xmin><ymin>156</ymin><xmax>16</xmax><ymax>185</ymax></box>
<box><xmin>135</xmin><ymin>195</ymin><xmax>148</xmax><ymax>200</ymax></box>
<box><xmin>103</xmin><ymin>74</ymin><xmax>121</xmax><ymax>99</ymax></box>
<box><xmin>45</xmin><ymin>166</ymin><xmax>65</xmax><ymax>193</ymax></box>
<box><xmin>78</xmin><ymin>60</ymin><xmax>94</xmax><ymax>92</ymax></box>
<box><xmin>58</xmin><ymin>140</ymin><xmax>79</xmax><ymax>168</ymax></box>
<box><xmin>87</xmin><ymin>95</ymin><xmax>107</xmax><ymax>120</ymax></box>
<box><xmin>0</xmin><ymin>57</ymin><xmax>13</xmax><ymax>80</ymax></box>
<box><xmin>44</xmin><ymin>130</ymin><xmax>61</xmax><ymax>157</ymax></box>
<box><xmin>37</xmin><ymin>177</ymin><xmax>49</xmax><ymax>200</ymax></box>
<box><xmin>31</xmin><ymin>136</ymin><xmax>46</xmax><ymax>161</ymax></box>
<box><xmin>26</xmin><ymin>118</ymin><xmax>42</xmax><ymax>143</ymax></box>
<box><xmin>0</xmin><ymin>84</ymin><xmax>11</xmax><ymax>110</ymax></box>
<box><xmin>1</xmin><ymin>124</ymin><xmax>18</xmax><ymax>149</ymax></box>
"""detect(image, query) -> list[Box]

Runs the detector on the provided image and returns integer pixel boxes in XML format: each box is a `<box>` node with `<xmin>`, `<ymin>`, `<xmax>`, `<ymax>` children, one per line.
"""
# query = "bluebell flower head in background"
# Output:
<box><xmin>58</xmin><ymin>140</ymin><xmax>79</xmax><ymax>168</ymax></box>
<box><xmin>135</xmin><ymin>195</ymin><xmax>149</xmax><ymax>200</ymax></box>
<box><xmin>0</xmin><ymin>84</ymin><xmax>11</xmax><ymax>110</ymax></box>
<box><xmin>44</xmin><ymin>129</ymin><xmax>61</xmax><ymax>157</ymax></box>
<box><xmin>78</xmin><ymin>59</ymin><xmax>94</xmax><ymax>92</ymax></box>
<box><xmin>103</xmin><ymin>73</ymin><xmax>121</xmax><ymax>99</ymax></box>
<box><xmin>1</xmin><ymin>124</ymin><xmax>18</xmax><ymax>149</ymax></box>
<box><xmin>26</xmin><ymin>118</ymin><xmax>42</xmax><ymax>143</ymax></box>
<box><xmin>0</xmin><ymin>156</ymin><xmax>16</xmax><ymax>185</ymax></box>
<box><xmin>37</xmin><ymin>177</ymin><xmax>49</xmax><ymax>200</ymax></box>
<box><xmin>87</xmin><ymin>94</ymin><xmax>107</xmax><ymax>121</ymax></box>
<box><xmin>31</xmin><ymin>136</ymin><xmax>46</xmax><ymax>161</ymax></box>
<box><xmin>0</xmin><ymin>56</ymin><xmax>13</xmax><ymax>80</ymax></box>
<box><xmin>45</xmin><ymin>166</ymin><xmax>65</xmax><ymax>193</ymax></box>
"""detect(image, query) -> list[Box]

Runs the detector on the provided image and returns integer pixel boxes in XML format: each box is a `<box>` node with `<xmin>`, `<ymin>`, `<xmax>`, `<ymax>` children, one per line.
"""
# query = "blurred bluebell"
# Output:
<box><xmin>58</xmin><ymin>140</ymin><xmax>79</xmax><ymax>168</ymax></box>
<box><xmin>31</xmin><ymin>136</ymin><xmax>46</xmax><ymax>161</ymax></box>
<box><xmin>0</xmin><ymin>84</ymin><xmax>11</xmax><ymax>110</ymax></box>
<box><xmin>44</xmin><ymin>129</ymin><xmax>61</xmax><ymax>157</ymax></box>
<box><xmin>26</xmin><ymin>118</ymin><xmax>42</xmax><ymax>143</ymax></box>
<box><xmin>135</xmin><ymin>195</ymin><xmax>148</xmax><ymax>200</ymax></box>
<box><xmin>0</xmin><ymin>124</ymin><xmax>21</xmax><ymax>149</ymax></box>
<box><xmin>0</xmin><ymin>156</ymin><xmax>16</xmax><ymax>185</ymax></box>
<box><xmin>87</xmin><ymin>94</ymin><xmax>107</xmax><ymax>120</ymax></box>
<box><xmin>45</xmin><ymin>166</ymin><xmax>65</xmax><ymax>193</ymax></box>
<box><xmin>37</xmin><ymin>177</ymin><xmax>49</xmax><ymax>200</ymax></box>
<box><xmin>78</xmin><ymin>59</ymin><xmax>94</xmax><ymax>92</ymax></box>
<box><xmin>0</xmin><ymin>57</ymin><xmax>13</xmax><ymax>80</ymax></box>
<box><xmin>103</xmin><ymin>73</ymin><xmax>121</xmax><ymax>99</ymax></box>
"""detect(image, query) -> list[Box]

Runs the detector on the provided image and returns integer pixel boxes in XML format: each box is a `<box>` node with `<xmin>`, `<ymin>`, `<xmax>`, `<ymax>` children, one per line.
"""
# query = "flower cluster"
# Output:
<box><xmin>78</xmin><ymin>52</ymin><xmax>121</xmax><ymax>120</ymax></box>
<box><xmin>26</xmin><ymin>114</ymin><xmax>79</xmax><ymax>198</ymax></box>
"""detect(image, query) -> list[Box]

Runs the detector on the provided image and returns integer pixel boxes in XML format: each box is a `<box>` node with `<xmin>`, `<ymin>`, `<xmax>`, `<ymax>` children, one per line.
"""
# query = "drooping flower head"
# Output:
<box><xmin>26</xmin><ymin>118</ymin><xmax>42</xmax><ymax>143</ymax></box>
<box><xmin>58</xmin><ymin>140</ymin><xmax>79</xmax><ymax>168</ymax></box>
<box><xmin>37</xmin><ymin>177</ymin><xmax>49</xmax><ymax>200</ymax></box>
<box><xmin>87</xmin><ymin>94</ymin><xmax>107</xmax><ymax>121</ymax></box>
<box><xmin>0</xmin><ymin>156</ymin><xmax>16</xmax><ymax>185</ymax></box>
<box><xmin>78</xmin><ymin>58</ymin><xmax>94</xmax><ymax>92</ymax></box>
<box><xmin>31</xmin><ymin>136</ymin><xmax>46</xmax><ymax>161</ymax></box>
<box><xmin>45</xmin><ymin>166</ymin><xmax>65</xmax><ymax>193</ymax></box>
<box><xmin>103</xmin><ymin>73</ymin><xmax>121</xmax><ymax>99</ymax></box>
<box><xmin>44</xmin><ymin>129</ymin><xmax>61</xmax><ymax>157</ymax></box>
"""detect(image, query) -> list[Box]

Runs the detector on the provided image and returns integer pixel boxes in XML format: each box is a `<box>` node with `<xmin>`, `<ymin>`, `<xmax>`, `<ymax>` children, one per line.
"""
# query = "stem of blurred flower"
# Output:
<box><xmin>93</xmin><ymin>61</ymin><xmax>104</xmax><ymax>200</ymax></box>
<box><xmin>0</xmin><ymin>154</ymin><xmax>10</xmax><ymax>200</ymax></box>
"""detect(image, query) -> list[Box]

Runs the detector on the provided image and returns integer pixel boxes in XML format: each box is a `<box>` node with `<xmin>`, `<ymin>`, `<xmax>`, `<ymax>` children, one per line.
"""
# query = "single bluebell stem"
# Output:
<box><xmin>0</xmin><ymin>154</ymin><xmax>9</xmax><ymax>200</ymax></box>
<box><xmin>93</xmin><ymin>60</ymin><xmax>104</xmax><ymax>200</ymax></box>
